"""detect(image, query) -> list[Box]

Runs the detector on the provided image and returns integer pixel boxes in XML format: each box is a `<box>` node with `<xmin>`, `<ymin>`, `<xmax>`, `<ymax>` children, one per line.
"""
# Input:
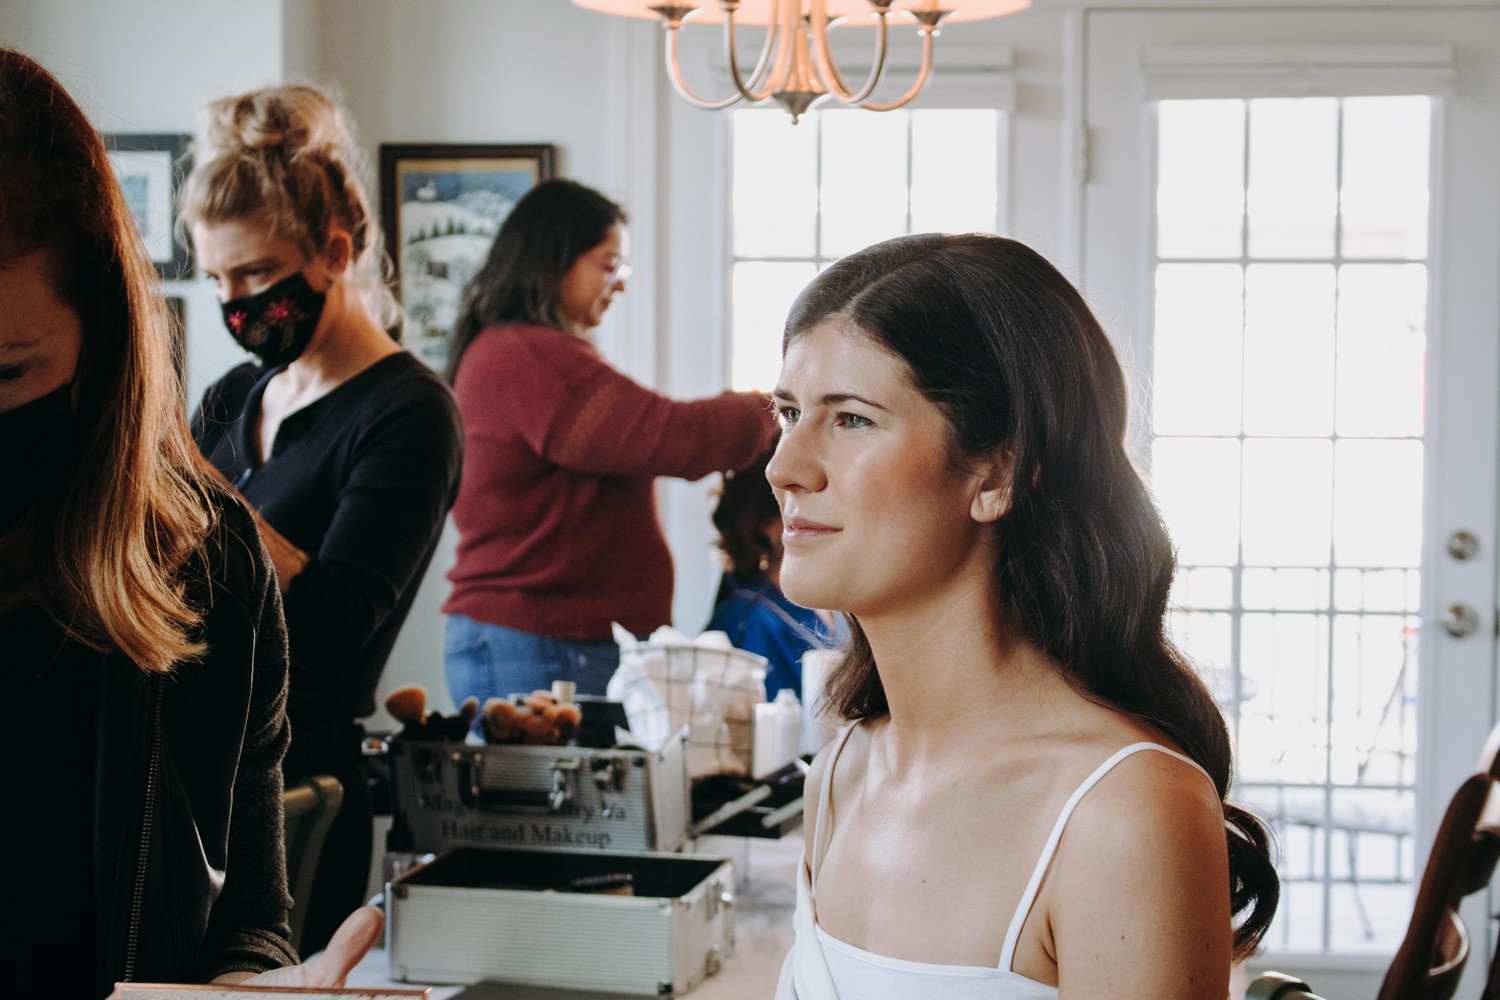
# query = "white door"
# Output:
<box><xmin>1080</xmin><ymin>7</ymin><xmax>1500</xmax><ymax>994</ymax></box>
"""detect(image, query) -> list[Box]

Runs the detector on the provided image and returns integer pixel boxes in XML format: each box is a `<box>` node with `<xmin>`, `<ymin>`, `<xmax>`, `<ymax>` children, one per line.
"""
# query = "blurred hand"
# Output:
<box><xmin>196</xmin><ymin>451</ymin><xmax>309</xmax><ymax>590</ymax></box>
<box><xmin>254</xmin><ymin>514</ymin><xmax>310</xmax><ymax>591</ymax></box>
<box><xmin>242</xmin><ymin>906</ymin><xmax>385</xmax><ymax>988</ymax></box>
<box><xmin>106</xmin><ymin>909</ymin><xmax>384</xmax><ymax>998</ymax></box>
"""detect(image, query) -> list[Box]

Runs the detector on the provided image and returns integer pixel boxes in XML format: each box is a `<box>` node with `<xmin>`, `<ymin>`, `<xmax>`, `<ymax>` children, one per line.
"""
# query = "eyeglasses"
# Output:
<box><xmin>584</xmin><ymin>252</ymin><xmax>632</xmax><ymax>285</ymax></box>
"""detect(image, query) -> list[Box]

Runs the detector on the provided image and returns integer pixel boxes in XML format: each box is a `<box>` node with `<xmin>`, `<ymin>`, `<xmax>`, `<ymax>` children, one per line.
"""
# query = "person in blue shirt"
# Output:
<box><xmin>707</xmin><ymin>447</ymin><xmax>838</xmax><ymax>698</ymax></box>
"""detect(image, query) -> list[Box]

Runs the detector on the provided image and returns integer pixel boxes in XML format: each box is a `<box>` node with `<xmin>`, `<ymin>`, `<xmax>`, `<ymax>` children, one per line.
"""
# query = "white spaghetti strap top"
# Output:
<box><xmin>995</xmin><ymin>741</ymin><xmax>1212</xmax><ymax>970</ymax></box>
<box><xmin>787</xmin><ymin>727</ymin><xmax>1213</xmax><ymax>999</ymax></box>
<box><xmin>809</xmin><ymin>721</ymin><xmax>861</xmax><ymax>885</ymax></box>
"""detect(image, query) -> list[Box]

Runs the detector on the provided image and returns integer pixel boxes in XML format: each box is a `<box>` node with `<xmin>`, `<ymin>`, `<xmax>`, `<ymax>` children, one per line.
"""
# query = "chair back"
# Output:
<box><xmin>282</xmin><ymin>773</ymin><xmax>344</xmax><ymax>953</ymax></box>
<box><xmin>1484</xmin><ymin>917</ymin><xmax>1500</xmax><ymax>1000</ymax></box>
<box><xmin>1246</xmin><ymin>972</ymin><xmax>1328</xmax><ymax>1000</ymax></box>
<box><xmin>1376</xmin><ymin>722</ymin><xmax>1500</xmax><ymax>1000</ymax></box>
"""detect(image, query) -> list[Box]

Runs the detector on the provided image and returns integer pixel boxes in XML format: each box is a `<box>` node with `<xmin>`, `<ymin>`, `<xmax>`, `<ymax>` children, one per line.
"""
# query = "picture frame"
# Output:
<box><xmin>105</xmin><ymin>132</ymin><xmax>193</xmax><ymax>279</ymax></box>
<box><xmin>380</xmin><ymin>143</ymin><xmax>556</xmax><ymax>369</ymax></box>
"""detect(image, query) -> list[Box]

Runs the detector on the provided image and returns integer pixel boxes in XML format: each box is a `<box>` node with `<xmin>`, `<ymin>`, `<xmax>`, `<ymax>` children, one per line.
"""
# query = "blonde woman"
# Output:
<box><xmin>184</xmin><ymin>84</ymin><xmax>463</xmax><ymax>955</ymax></box>
<box><xmin>0</xmin><ymin>48</ymin><xmax>379</xmax><ymax>996</ymax></box>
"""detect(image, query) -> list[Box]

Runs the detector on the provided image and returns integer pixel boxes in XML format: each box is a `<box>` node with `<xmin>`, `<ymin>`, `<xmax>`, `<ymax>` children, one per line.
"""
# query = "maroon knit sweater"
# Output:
<box><xmin>444</xmin><ymin>322</ymin><xmax>777</xmax><ymax>639</ymax></box>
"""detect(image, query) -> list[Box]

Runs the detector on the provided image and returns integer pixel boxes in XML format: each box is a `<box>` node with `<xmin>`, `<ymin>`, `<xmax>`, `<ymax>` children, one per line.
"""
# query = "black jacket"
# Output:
<box><xmin>93</xmin><ymin>494</ymin><xmax>299</xmax><ymax>992</ymax></box>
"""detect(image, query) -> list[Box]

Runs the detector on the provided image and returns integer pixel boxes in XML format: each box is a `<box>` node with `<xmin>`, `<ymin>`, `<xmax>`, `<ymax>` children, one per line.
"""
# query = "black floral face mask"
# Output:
<box><xmin>220</xmin><ymin>271</ymin><xmax>327</xmax><ymax>367</ymax></box>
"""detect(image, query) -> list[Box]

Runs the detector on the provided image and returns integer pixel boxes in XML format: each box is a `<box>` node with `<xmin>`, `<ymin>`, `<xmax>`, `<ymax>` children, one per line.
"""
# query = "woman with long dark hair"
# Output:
<box><xmin>0</xmin><ymin>48</ymin><xmax>378</xmax><ymax>996</ymax></box>
<box><xmin>444</xmin><ymin>178</ymin><xmax>776</xmax><ymax>708</ymax></box>
<box><xmin>771</xmin><ymin>234</ymin><xmax>1278</xmax><ymax>998</ymax></box>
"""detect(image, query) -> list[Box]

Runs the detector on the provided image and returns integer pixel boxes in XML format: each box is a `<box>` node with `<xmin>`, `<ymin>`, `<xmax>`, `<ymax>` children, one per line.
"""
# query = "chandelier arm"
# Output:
<box><xmin>661</xmin><ymin>22</ymin><xmax>749</xmax><ymax>110</ymax></box>
<box><xmin>857</xmin><ymin>26</ymin><xmax>936</xmax><ymax>112</ymax></box>
<box><xmin>809</xmin><ymin>1</ymin><xmax>891</xmax><ymax>105</ymax></box>
<box><xmin>721</xmin><ymin>3</ymin><xmax>783</xmax><ymax>99</ymax></box>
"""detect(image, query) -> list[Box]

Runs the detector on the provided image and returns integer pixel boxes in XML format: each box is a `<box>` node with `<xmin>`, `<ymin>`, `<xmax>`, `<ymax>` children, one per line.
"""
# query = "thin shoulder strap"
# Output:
<box><xmin>997</xmin><ymin>742</ymin><xmax>1212</xmax><ymax>970</ymax></box>
<box><xmin>809</xmin><ymin>721</ymin><xmax>861</xmax><ymax>891</ymax></box>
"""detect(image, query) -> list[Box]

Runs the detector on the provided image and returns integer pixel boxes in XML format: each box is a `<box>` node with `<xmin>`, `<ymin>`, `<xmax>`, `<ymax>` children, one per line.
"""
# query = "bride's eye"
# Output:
<box><xmin>835</xmin><ymin>412</ymin><xmax>873</xmax><ymax>430</ymax></box>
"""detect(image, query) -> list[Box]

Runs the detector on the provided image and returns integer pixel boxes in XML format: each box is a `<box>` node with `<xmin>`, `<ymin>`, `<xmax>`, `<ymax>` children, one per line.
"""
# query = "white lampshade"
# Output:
<box><xmin>572</xmin><ymin>0</ymin><xmax>1029</xmax><ymax>26</ymax></box>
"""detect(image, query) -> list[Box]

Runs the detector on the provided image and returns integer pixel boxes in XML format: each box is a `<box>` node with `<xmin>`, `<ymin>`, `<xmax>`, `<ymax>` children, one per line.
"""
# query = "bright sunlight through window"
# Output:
<box><xmin>729</xmin><ymin>107</ymin><xmax>1003</xmax><ymax>391</ymax></box>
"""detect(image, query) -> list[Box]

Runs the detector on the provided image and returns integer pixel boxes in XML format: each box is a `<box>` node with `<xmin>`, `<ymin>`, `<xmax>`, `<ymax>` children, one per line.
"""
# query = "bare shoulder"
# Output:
<box><xmin>1048</xmin><ymin>747</ymin><xmax>1231</xmax><ymax>997</ymax></box>
<box><xmin>1061</xmin><ymin>745</ymin><xmax>1225</xmax><ymax>874</ymax></box>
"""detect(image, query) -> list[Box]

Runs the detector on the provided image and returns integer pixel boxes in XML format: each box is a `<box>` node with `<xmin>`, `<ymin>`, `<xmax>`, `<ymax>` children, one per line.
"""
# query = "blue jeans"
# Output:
<box><xmin>444</xmin><ymin>614</ymin><xmax>621</xmax><ymax>709</ymax></box>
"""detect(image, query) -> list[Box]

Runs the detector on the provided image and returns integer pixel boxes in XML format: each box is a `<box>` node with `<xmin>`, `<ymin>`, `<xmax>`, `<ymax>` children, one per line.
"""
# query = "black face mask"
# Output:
<box><xmin>0</xmin><ymin>382</ymin><xmax>75</xmax><ymax>536</ymax></box>
<box><xmin>220</xmin><ymin>271</ymin><xmax>327</xmax><ymax>367</ymax></box>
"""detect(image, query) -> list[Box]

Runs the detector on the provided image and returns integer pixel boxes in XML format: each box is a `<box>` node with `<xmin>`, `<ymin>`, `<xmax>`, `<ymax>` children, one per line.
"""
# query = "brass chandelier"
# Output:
<box><xmin>572</xmin><ymin>1</ymin><xmax>1029</xmax><ymax>122</ymax></box>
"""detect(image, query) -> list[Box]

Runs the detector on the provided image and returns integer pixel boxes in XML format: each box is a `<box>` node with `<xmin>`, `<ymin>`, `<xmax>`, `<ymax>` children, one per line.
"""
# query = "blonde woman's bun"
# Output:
<box><xmin>198</xmin><ymin>85</ymin><xmax>350</xmax><ymax>165</ymax></box>
<box><xmin>182</xmin><ymin>82</ymin><xmax>399</xmax><ymax>329</ymax></box>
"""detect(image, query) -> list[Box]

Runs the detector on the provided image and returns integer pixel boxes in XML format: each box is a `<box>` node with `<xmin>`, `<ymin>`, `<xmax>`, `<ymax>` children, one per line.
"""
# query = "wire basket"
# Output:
<box><xmin>608</xmin><ymin>639</ymin><xmax>768</xmax><ymax>779</ymax></box>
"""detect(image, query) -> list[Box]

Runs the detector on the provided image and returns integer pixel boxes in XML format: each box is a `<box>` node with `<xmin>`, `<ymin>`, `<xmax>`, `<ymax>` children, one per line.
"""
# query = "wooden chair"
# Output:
<box><xmin>1485</xmin><ymin>918</ymin><xmax>1500</xmax><ymax>1000</ymax></box>
<box><xmin>282</xmin><ymin>773</ymin><xmax>344</xmax><ymax>953</ymax></box>
<box><xmin>1248</xmin><ymin>720</ymin><xmax>1500</xmax><ymax>1000</ymax></box>
<box><xmin>1375</xmin><ymin>722</ymin><xmax>1500</xmax><ymax>1000</ymax></box>
<box><xmin>1246</xmin><ymin>972</ymin><xmax>1328</xmax><ymax>1000</ymax></box>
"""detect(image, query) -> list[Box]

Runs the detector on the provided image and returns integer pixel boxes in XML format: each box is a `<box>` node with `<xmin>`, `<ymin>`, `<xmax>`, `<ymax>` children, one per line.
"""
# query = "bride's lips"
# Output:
<box><xmin>783</xmin><ymin>517</ymin><xmax>840</xmax><ymax>541</ymax></box>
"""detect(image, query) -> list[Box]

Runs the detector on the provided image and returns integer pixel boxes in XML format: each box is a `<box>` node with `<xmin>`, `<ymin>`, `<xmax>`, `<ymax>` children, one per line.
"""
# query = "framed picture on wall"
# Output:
<box><xmin>105</xmin><ymin>132</ymin><xmax>192</xmax><ymax>280</ymax></box>
<box><xmin>380</xmin><ymin>143</ymin><xmax>556</xmax><ymax>370</ymax></box>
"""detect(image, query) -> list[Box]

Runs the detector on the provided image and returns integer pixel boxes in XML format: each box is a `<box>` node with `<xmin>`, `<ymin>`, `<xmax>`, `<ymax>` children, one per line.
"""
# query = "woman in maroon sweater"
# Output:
<box><xmin>444</xmin><ymin>179</ymin><xmax>776</xmax><ymax>708</ymax></box>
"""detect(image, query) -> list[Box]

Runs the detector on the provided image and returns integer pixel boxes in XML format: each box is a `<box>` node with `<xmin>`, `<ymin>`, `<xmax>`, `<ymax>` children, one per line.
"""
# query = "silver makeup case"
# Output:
<box><xmin>387</xmin><ymin>730</ymin><xmax>691</xmax><ymax>856</ymax></box>
<box><xmin>384</xmin><ymin>846</ymin><xmax>736</xmax><ymax>995</ymax></box>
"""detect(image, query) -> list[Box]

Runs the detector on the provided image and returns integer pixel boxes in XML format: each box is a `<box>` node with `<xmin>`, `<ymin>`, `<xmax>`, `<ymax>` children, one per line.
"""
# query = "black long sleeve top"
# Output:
<box><xmin>3</xmin><ymin>493</ymin><xmax>299</xmax><ymax>996</ymax></box>
<box><xmin>193</xmin><ymin>352</ymin><xmax>463</xmax><ymax>722</ymax></box>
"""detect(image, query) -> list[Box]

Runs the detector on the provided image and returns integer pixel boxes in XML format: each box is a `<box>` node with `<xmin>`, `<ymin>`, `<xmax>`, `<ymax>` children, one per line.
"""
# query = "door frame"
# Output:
<box><xmin>1073</xmin><ymin>5</ymin><xmax>1500</xmax><ymax>992</ymax></box>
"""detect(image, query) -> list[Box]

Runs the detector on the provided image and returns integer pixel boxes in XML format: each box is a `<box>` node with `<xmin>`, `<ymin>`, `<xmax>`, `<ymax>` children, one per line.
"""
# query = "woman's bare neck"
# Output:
<box><xmin>859</xmin><ymin>591</ymin><xmax>1081</xmax><ymax>768</ymax></box>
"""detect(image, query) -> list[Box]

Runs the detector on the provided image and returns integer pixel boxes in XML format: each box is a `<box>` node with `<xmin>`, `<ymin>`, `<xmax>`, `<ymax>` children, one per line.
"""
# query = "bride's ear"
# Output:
<box><xmin>969</xmin><ymin>452</ymin><xmax>1014</xmax><ymax>524</ymax></box>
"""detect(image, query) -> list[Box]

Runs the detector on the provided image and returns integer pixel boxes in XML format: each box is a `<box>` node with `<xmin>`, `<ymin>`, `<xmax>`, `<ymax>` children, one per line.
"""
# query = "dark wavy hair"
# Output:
<box><xmin>446</xmin><ymin>178</ymin><xmax>626</xmax><ymax>381</ymax></box>
<box><xmin>712</xmin><ymin>446</ymin><xmax>781</xmax><ymax>579</ymax></box>
<box><xmin>785</xmin><ymin>232</ymin><xmax>1278</xmax><ymax>960</ymax></box>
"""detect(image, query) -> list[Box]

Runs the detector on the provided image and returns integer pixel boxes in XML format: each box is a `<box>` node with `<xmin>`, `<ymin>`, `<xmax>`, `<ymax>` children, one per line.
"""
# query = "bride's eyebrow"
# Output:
<box><xmin>771</xmin><ymin>387</ymin><xmax>890</xmax><ymax>411</ymax></box>
<box><xmin>816</xmin><ymin>392</ymin><xmax>889</xmax><ymax>411</ymax></box>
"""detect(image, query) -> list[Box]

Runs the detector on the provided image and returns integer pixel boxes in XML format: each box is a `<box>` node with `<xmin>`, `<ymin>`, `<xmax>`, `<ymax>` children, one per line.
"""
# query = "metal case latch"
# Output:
<box><xmin>550</xmin><ymin>756</ymin><xmax>581</xmax><ymax>811</ymax></box>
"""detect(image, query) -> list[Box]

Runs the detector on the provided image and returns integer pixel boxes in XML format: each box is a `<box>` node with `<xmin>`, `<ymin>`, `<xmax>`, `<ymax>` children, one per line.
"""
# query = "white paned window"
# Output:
<box><xmin>1152</xmin><ymin>95</ymin><xmax>1431</xmax><ymax>954</ymax></box>
<box><xmin>729</xmin><ymin>107</ymin><xmax>1004</xmax><ymax>391</ymax></box>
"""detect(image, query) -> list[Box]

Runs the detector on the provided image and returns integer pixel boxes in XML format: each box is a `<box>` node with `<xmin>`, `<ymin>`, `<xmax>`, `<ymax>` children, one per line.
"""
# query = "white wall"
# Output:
<box><xmin>0</xmin><ymin>0</ymin><xmax>1076</xmax><ymax>728</ymax></box>
<box><xmin>0</xmin><ymin>0</ymin><xmax>284</xmax><ymax>124</ymax></box>
<box><xmin>0</xmin><ymin>0</ymin><xmax>305</xmax><ymax>406</ymax></box>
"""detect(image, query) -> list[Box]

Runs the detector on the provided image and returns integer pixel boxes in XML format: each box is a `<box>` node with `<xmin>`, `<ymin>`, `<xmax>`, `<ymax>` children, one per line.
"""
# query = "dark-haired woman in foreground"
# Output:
<box><xmin>0</xmin><ymin>47</ymin><xmax>379</xmax><ymax>997</ymax></box>
<box><xmin>444</xmin><ymin>178</ymin><xmax>776</xmax><ymax>709</ymax></box>
<box><xmin>771</xmin><ymin>234</ymin><xmax>1277</xmax><ymax>998</ymax></box>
